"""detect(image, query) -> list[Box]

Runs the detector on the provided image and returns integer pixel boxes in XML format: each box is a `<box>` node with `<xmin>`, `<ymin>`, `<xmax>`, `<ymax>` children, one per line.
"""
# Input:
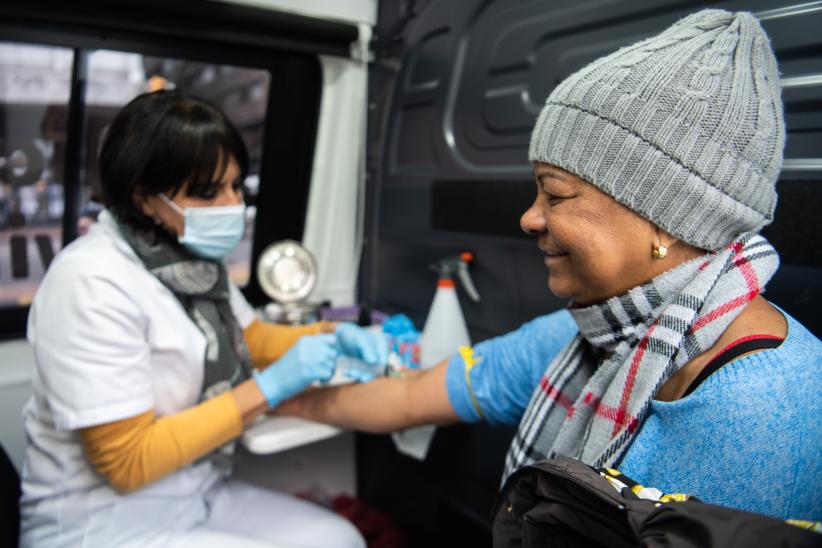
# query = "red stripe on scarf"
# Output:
<box><xmin>691</xmin><ymin>293</ymin><xmax>754</xmax><ymax>331</ymax></box>
<box><xmin>583</xmin><ymin>392</ymin><xmax>640</xmax><ymax>433</ymax></box>
<box><xmin>691</xmin><ymin>244</ymin><xmax>761</xmax><ymax>333</ymax></box>
<box><xmin>611</xmin><ymin>324</ymin><xmax>654</xmax><ymax>436</ymax></box>
<box><xmin>735</xmin><ymin>253</ymin><xmax>759</xmax><ymax>294</ymax></box>
<box><xmin>539</xmin><ymin>378</ymin><xmax>575</xmax><ymax>409</ymax></box>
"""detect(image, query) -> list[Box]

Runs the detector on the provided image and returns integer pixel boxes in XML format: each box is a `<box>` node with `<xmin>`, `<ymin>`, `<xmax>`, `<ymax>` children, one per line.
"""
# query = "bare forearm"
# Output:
<box><xmin>232</xmin><ymin>378</ymin><xmax>269</xmax><ymax>427</ymax></box>
<box><xmin>286</xmin><ymin>378</ymin><xmax>417</xmax><ymax>432</ymax></box>
<box><xmin>275</xmin><ymin>361</ymin><xmax>460</xmax><ymax>432</ymax></box>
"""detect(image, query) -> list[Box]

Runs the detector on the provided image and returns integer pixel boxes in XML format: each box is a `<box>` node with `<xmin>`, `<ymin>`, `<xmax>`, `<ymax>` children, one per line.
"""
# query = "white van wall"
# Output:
<box><xmin>0</xmin><ymin>340</ymin><xmax>34</xmax><ymax>472</ymax></box>
<box><xmin>302</xmin><ymin>51</ymin><xmax>369</xmax><ymax>307</ymax></box>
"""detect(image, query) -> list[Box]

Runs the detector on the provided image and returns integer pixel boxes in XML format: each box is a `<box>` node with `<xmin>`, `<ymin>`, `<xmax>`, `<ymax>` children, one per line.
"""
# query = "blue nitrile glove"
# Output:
<box><xmin>336</xmin><ymin>322</ymin><xmax>389</xmax><ymax>365</ymax></box>
<box><xmin>336</xmin><ymin>356</ymin><xmax>379</xmax><ymax>383</ymax></box>
<box><xmin>334</xmin><ymin>322</ymin><xmax>388</xmax><ymax>382</ymax></box>
<box><xmin>253</xmin><ymin>334</ymin><xmax>339</xmax><ymax>408</ymax></box>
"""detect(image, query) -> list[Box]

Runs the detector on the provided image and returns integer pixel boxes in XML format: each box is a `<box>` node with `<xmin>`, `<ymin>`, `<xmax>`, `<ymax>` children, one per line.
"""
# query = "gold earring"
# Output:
<box><xmin>652</xmin><ymin>242</ymin><xmax>668</xmax><ymax>259</ymax></box>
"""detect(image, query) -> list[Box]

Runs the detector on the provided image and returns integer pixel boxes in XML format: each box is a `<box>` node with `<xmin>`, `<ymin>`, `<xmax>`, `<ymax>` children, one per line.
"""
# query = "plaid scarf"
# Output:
<box><xmin>503</xmin><ymin>232</ymin><xmax>779</xmax><ymax>480</ymax></box>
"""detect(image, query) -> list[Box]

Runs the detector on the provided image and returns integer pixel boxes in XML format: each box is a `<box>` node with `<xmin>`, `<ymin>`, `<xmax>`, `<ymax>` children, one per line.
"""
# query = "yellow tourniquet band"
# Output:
<box><xmin>459</xmin><ymin>345</ymin><xmax>486</xmax><ymax>420</ymax></box>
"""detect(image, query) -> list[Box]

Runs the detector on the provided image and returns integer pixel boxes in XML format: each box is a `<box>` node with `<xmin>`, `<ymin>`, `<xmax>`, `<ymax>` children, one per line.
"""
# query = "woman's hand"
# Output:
<box><xmin>252</xmin><ymin>334</ymin><xmax>339</xmax><ymax>408</ymax></box>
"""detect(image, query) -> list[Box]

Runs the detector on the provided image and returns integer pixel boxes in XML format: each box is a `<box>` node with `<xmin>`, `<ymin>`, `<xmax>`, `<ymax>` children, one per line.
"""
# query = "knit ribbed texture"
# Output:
<box><xmin>529</xmin><ymin>9</ymin><xmax>785</xmax><ymax>250</ymax></box>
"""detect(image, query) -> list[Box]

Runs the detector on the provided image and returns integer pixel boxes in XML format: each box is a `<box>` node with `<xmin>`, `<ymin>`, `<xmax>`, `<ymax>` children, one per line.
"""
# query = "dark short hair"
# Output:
<box><xmin>99</xmin><ymin>90</ymin><xmax>249</xmax><ymax>228</ymax></box>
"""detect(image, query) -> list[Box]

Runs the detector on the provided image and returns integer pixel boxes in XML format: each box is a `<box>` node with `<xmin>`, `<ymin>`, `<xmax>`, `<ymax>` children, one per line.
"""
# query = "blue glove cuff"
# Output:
<box><xmin>252</xmin><ymin>369</ymin><xmax>281</xmax><ymax>408</ymax></box>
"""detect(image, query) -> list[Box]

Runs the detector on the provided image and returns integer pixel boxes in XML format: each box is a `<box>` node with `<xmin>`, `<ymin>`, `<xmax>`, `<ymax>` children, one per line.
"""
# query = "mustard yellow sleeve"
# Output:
<box><xmin>80</xmin><ymin>391</ymin><xmax>243</xmax><ymax>493</ymax></box>
<box><xmin>243</xmin><ymin>319</ymin><xmax>334</xmax><ymax>369</ymax></box>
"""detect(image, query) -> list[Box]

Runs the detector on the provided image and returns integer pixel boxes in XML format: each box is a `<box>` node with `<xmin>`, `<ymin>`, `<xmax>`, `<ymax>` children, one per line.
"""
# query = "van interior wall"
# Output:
<box><xmin>300</xmin><ymin>53</ymin><xmax>369</xmax><ymax>308</ymax></box>
<box><xmin>359</xmin><ymin>0</ymin><xmax>822</xmax><ymax>545</ymax></box>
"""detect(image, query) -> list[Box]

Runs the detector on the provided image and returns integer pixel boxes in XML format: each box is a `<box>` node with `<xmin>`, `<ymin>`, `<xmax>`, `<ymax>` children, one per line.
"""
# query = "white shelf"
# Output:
<box><xmin>242</xmin><ymin>415</ymin><xmax>343</xmax><ymax>455</ymax></box>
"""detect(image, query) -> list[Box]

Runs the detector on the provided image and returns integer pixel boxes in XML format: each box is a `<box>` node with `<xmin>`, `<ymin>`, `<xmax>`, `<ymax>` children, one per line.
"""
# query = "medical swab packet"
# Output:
<box><xmin>328</xmin><ymin>351</ymin><xmax>414</xmax><ymax>385</ymax></box>
<box><xmin>323</xmin><ymin>324</ymin><xmax>387</xmax><ymax>385</ymax></box>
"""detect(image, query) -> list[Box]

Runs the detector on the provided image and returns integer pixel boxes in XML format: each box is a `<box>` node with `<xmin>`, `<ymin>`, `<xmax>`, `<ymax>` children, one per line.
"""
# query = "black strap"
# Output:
<box><xmin>683</xmin><ymin>337</ymin><xmax>783</xmax><ymax>397</ymax></box>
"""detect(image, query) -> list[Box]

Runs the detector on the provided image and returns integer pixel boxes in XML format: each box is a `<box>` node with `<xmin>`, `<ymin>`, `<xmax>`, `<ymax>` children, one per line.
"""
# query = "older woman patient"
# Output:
<box><xmin>277</xmin><ymin>9</ymin><xmax>822</xmax><ymax>521</ymax></box>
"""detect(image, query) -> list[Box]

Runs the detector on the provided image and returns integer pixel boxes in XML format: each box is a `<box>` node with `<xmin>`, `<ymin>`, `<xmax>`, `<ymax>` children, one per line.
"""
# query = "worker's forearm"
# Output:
<box><xmin>232</xmin><ymin>378</ymin><xmax>269</xmax><ymax>427</ymax></box>
<box><xmin>81</xmin><ymin>392</ymin><xmax>243</xmax><ymax>493</ymax></box>
<box><xmin>82</xmin><ymin>380</ymin><xmax>269</xmax><ymax>494</ymax></box>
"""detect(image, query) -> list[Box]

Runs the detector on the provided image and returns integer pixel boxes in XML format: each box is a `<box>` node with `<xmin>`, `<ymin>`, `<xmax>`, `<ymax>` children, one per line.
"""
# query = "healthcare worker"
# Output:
<box><xmin>19</xmin><ymin>90</ymin><xmax>380</xmax><ymax>547</ymax></box>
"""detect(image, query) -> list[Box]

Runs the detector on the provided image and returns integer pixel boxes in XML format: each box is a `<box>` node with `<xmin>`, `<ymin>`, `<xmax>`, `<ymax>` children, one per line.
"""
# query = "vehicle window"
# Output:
<box><xmin>0</xmin><ymin>42</ymin><xmax>71</xmax><ymax>308</ymax></box>
<box><xmin>0</xmin><ymin>43</ymin><xmax>270</xmax><ymax>315</ymax></box>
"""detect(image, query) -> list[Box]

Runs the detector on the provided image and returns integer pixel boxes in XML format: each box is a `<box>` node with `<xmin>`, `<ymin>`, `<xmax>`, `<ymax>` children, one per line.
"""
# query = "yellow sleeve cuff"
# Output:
<box><xmin>243</xmin><ymin>319</ymin><xmax>333</xmax><ymax>369</ymax></box>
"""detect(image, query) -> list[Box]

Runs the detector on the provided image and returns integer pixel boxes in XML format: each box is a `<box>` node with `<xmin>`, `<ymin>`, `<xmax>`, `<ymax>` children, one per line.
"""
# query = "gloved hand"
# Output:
<box><xmin>336</xmin><ymin>322</ymin><xmax>389</xmax><ymax>365</ymax></box>
<box><xmin>253</xmin><ymin>334</ymin><xmax>339</xmax><ymax>408</ymax></box>
<box><xmin>335</xmin><ymin>323</ymin><xmax>389</xmax><ymax>383</ymax></box>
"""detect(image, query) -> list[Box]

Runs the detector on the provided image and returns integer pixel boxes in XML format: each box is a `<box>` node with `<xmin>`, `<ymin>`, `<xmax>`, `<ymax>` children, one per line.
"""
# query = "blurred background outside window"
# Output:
<box><xmin>0</xmin><ymin>42</ymin><xmax>271</xmax><ymax>309</ymax></box>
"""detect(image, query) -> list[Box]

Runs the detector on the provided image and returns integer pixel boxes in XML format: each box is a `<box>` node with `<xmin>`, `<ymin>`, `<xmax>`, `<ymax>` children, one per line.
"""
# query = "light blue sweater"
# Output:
<box><xmin>446</xmin><ymin>308</ymin><xmax>822</xmax><ymax>521</ymax></box>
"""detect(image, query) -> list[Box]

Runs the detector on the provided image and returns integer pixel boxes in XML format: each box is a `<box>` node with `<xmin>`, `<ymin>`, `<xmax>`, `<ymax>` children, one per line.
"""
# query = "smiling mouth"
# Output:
<box><xmin>541</xmin><ymin>247</ymin><xmax>568</xmax><ymax>265</ymax></box>
<box><xmin>540</xmin><ymin>246</ymin><xmax>567</xmax><ymax>256</ymax></box>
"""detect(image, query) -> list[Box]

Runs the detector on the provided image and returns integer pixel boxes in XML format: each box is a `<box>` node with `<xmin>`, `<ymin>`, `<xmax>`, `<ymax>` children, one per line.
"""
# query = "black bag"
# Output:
<box><xmin>0</xmin><ymin>444</ymin><xmax>21</xmax><ymax>548</ymax></box>
<box><xmin>492</xmin><ymin>457</ymin><xmax>821</xmax><ymax>548</ymax></box>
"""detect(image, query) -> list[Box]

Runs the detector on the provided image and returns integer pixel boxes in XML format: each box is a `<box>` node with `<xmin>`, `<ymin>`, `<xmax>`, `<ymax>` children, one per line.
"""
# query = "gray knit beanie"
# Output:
<box><xmin>528</xmin><ymin>9</ymin><xmax>785</xmax><ymax>250</ymax></box>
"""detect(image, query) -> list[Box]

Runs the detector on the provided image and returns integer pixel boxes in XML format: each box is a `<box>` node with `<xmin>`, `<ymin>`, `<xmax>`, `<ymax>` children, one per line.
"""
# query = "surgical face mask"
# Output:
<box><xmin>159</xmin><ymin>193</ymin><xmax>246</xmax><ymax>260</ymax></box>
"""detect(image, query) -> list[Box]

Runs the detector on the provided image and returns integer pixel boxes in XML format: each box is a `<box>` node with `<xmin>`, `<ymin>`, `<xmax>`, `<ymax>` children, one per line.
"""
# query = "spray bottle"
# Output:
<box><xmin>419</xmin><ymin>252</ymin><xmax>481</xmax><ymax>368</ymax></box>
<box><xmin>393</xmin><ymin>252</ymin><xmax>481</xmax><ymax>461</ymax></box>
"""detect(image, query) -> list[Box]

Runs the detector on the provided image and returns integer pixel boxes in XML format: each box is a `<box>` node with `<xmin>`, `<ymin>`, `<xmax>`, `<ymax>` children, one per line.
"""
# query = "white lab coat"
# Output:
<box><xmin>19</xmin><ymin>210</ymin><xmax>363</xmax><ymax>547</ymax></box>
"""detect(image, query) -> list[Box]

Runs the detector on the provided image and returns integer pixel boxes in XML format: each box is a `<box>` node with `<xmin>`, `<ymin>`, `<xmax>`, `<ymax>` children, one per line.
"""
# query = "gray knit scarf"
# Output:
<box><xmin>503</xmin><ymin>232</ymin><xmax>779</xmax><ymax>481</ymax></box>
<box><xmin>117</xmin><ymin>219</ymin><xmax>252</xmax><ymax>399</ymax></box>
